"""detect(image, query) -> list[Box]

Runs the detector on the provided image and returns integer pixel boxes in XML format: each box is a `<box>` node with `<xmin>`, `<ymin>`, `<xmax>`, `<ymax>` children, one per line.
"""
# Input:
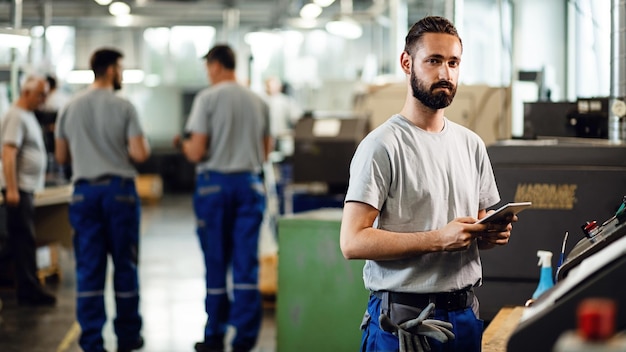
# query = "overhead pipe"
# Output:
<box><xmin>389</xmin><ymin>0</ymin><xmax>408</xmax><ymax>78</ymax></box>
<box><xmin>9</xmin><ymin>0</ymin><xmax>23</xmax><ymax>102</ymax></box>
<box><xmin>609</xmin><ymin>0</ymin><xmax>626</xmax><ymax>141</ymax></box>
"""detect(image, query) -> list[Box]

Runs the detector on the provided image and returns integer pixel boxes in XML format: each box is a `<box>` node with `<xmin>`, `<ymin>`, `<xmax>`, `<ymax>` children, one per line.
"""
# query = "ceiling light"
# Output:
<box><xmin>0</xmin><ymin>28</ymin><xmax>31</xmax><ymax>49</ymax></box>
<box><xmin>109</xmin><ymin>2</ymin><xmax>131</xmax><ymax>16</ymax></box>
<box><xmin>287</xmin><ymin>17</ymin><xmax>318</xmax><ymax>29</ymax></box>
<box><xmin>123</xmin><ymin>69</ymin><xmax>145</xmax><ymax>84</ymax></box>
<box><xmin>94</xmin><ymin>0</ymin><xmax>113</xmax><ymax>5</ymax></box>
<box><xmin>300</xmin><ymin>3</ymin><xmax>322</xmax><ymax>19</ymax></box>
<box><xmin>66</xmin><ymin>69</ymin><xmax>144</xmax><ymax>84</ymax></box>
<box><xmin>325</xmin><ymin>16</ymin><xmax>362</xmax><ymax>39</ymax></box>
<box><xmin>244</xmin><ymin>31</ymin><xmax>283</xmax><ymax>48</ymax></box>
<box><xmin>313</xmin><ymin>0</ymin><xmax>335</xmax><ymax>7</ymax></box>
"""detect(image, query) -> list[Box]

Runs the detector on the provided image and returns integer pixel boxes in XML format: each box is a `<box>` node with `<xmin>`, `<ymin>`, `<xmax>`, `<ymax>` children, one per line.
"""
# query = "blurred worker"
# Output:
<box><xmin>55</xmin><ymin>48</ymin><xmax>150</xmax><ymax>352</ymax></box>
<box><xmin>42</xmin><ymin>74</ymin><xmax>70</xmax><ymax>113</ymax></box>
<box><xmin>37</xmin><ymin>74</ymin><xmax>71</xmax><ymax>184</ymax></box>
<box><xmin>0</xmin><ymin>75</ymin><xmax>55</xmax><ymax>306</ymax></box>
<box><xmin>262</xmin><ymin>76</ymin><xmax>302</xmax><ymax>155</ymax></box>
<box><xmin>340</xmin><ymin>16</ymin><xmax>517</xmax><ymax>352</ymax></box>
<box><xmin>174</xmin><ymin>44</ymin><xmax>270</xmax><ymax>352</ymax></box>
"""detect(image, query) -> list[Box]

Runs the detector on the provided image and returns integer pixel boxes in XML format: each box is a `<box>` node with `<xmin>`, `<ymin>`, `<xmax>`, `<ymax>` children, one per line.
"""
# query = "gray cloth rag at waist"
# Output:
<box><xmin>373</xmin><ymin>289</ymin><xmax>474</xmax><ymax>312</ymax></box>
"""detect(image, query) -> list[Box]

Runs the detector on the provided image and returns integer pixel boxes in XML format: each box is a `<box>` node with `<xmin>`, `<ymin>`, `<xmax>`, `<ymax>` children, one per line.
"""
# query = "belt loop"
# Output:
<box><xmin>380</xmin><ymin>291</ymin><xmax>390</xmax><ymax>316</ymax></box>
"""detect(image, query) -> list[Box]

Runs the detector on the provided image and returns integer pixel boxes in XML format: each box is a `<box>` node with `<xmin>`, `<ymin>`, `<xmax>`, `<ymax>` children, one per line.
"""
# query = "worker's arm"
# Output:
<box><xmin>54</xmin><ymin>138</ymin><xmax>70</xmax><ymax>165</ymax></box>
<box><xmin>2</xmin><ymin>144</ymin><xmax>20</xmax><ymax>206</ymax></box>
<box><xmin>178</xmin><ymin>132</ymin><xmax>208</xmax><ymax>163</ymax></box>
<box><xmin>340</xmin><ymin>201</ymin><xmax>488</xmax><ymax>260</ymax></box>
<box><xmin>263</xmin><ymin>135</ymin><xmax>272</xmax><ymax>162</ymax></box>
<box><xmin>128</xmin><ymin>135</ymin><xmax>151</xmax><ymax>163</ymax></box>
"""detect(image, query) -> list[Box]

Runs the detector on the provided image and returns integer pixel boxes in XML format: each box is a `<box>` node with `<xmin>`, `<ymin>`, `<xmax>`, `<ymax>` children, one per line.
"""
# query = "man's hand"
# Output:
<box><xmin>437</xmin><ymin>217</ymin><xmax>488</xmax><ymax>252</ymax></box>
<box><xmin>475</xmin><ymin>213</ymin><xmax>518</xmax><ymax>249</ymax></box>
<box><xmin>4</xmin><ymin>189</ymin><xmax>19</xmax><ymax>207</ymax></box>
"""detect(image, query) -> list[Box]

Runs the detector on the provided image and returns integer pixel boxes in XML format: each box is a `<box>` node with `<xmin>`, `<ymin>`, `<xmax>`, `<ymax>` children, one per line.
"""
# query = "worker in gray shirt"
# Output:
<box><xmin>175</xmin><ymin>44</ymin><xmax>271</xmax><ymax>352</ymax></box>
<box><xmin>55</xmin><ymin>48</ymin><xmax>150</xmax><ymax>352</ymax></box>
<box><xmin>0</xmin><ymin>75</ymin><xmax>55</xmax><ymax>306</ymax></box>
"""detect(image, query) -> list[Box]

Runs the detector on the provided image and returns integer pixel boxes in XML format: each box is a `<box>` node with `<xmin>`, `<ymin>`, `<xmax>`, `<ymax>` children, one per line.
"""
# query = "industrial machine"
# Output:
<box><xmin>293</xmin><ymin>115</ymin><xmax>369</xmax><ymax>189</ymax></box>
<box><xmin>557</xmin><ymin>196</ymin><xmax>626</xmax><ymax>280</ymax></box>
<box><xmin>476</xmin><ymin>138</ymin><xmax>626</xmax><ymax>321</ymax></box>
<box><xmin>507</xmin><ymin>196</ymin><xmax>626</xmax><ymax>352</ymax></box>
<box><xmin>523</xmin><ymin>97</ymin><xmax>610</xmax><ymax>139</ymax></box>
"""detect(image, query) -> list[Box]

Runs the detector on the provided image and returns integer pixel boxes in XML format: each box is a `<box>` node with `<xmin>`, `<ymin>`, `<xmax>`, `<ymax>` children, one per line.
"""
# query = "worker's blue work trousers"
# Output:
<box><xmin>70</xmin><ymin>177</ymin><xmax>142</xmax><ymax>352</ymax></box>
<box><xmin>360</xmin><ymin>294</ymin><xmax>483</xmax><ymax>352</ymax></box>
<box><xmin>194</xmin><ymin>171</ymin><xmax>265</xmax><ymax>351</ymax></box>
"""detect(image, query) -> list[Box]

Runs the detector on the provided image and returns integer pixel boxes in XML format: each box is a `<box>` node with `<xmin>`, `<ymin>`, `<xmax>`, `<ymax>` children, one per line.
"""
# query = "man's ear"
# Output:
<box><xmin>400</xmin><ymin>51</ymin><xmax>412</xmax><ymax>75</ymax></box>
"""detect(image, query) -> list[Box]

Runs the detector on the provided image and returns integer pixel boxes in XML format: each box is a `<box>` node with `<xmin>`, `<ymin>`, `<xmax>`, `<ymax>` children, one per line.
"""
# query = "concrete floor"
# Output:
<box><xmin>0</xmin><ymin>194</ymin><xmax>277</xmax><ymax>352</ymax></box>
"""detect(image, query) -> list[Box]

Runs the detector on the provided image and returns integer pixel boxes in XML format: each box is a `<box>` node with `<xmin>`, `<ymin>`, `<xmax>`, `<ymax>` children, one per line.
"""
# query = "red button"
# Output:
<box><xmin>577</xmin><ymin>298</ymin><xmax>616</xmax><ymax>341</ymax></box>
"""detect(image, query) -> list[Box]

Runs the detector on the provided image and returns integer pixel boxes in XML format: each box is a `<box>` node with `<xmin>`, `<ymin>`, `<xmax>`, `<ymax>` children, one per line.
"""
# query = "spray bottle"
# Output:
<box><xmin>532</xmin><ymin>250</ymin><xmax>554</xmax><ymax>300</ymax></box>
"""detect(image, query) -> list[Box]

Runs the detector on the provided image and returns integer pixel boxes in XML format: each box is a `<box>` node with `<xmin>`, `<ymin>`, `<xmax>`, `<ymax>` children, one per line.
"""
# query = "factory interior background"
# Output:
<box><xmin>1</xmin><ymin>0</ymin><xmax>626</xmax><ymax>351</ymax></box>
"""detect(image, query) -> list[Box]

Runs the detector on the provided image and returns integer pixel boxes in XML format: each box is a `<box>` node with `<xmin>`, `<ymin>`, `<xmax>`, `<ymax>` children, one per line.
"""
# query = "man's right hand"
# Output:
<box><xmin>438</xmin><ymin>217</ymin><xmax>486</xmax><ymax>252</ymax></box>
<box><xmin>4</xmin><ymin>189</ymin><xmax>20</xmax><ymax>207</ymax></box>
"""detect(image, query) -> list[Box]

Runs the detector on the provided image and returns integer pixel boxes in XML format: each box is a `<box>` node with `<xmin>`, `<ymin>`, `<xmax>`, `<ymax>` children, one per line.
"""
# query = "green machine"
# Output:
<box><xmin>277</xmin><ymin>209</ymin><xmax>368</xmax><ymax>351</ymax></box>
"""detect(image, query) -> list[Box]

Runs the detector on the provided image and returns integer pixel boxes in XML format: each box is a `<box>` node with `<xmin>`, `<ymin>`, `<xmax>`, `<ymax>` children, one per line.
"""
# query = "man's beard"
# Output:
<box><xmin>410</xmin><ymin>69</ymin><xmax>456</xmax><ymax>110</ymax></box>
<box><xmin>113</xmin><ymin>74</ymin><xmax>122</xmax><ymax>91</ymax></box>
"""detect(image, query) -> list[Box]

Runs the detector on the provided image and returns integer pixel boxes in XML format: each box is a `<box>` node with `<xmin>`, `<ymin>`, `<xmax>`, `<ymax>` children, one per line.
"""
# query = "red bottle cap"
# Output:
<box><xmin>577</xmin><ymin>298</ymin><xmax>617</xmax><ymax>341</ymax></box>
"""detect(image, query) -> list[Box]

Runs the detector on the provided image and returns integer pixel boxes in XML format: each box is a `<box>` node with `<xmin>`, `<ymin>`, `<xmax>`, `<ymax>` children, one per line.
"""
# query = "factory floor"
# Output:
<box><xmin>0</xmin><ymin>193</ymin><xmax>277</xmax><ymax>352</ymax></box>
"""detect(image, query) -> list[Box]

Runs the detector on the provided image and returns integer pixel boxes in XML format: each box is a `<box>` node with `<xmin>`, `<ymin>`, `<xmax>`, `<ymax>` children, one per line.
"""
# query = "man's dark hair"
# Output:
<box><xmin>45</xmin><ymin>74</ymin><xmax>57</xmax><ymax>90</ymax></box>
<box><xmin>90</xmin><ymin>48</ymin><xmax>123</xmax><ymax>78</ymax></box>
<box><xmin>203</xmin><ymin>44</ymin><xmax>236</xmax><ymax>70</ymax></box>
<box><xmin>404</xmin><ymin>16</ymin><xmax>462</xmax><ymax>56</ymax></box>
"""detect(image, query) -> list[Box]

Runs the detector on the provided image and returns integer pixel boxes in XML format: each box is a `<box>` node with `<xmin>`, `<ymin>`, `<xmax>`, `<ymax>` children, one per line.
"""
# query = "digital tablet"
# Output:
<box><xmin>475</xmin><ymin>202</ymin><xmax>532</xmax><ymax>224</ymax></box>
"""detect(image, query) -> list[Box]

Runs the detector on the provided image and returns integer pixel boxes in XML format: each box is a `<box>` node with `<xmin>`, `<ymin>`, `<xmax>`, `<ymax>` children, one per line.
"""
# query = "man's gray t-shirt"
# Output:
<box><xmin>55</xmin><ymin>88</ymin><xmax>144</xmax><ymax>181</ymax></box>
<box><xmin>345</xmin><ymin>114</ymin><xmax>500</xmax><ymax>293</ymax></box>
<box><xmin>185</xmin><ymin>82</ymin><xmax>269</xmax><ymax>174</ymax></box>
<box><xmin>0</xmin><ymin>106</ymin><xmax>47</xmax><ymax>192</ymax></box>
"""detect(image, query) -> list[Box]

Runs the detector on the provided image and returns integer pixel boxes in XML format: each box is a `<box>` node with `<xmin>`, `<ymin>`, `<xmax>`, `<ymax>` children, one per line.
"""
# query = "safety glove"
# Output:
<box><xmin>378</xmin><ymin>302</ymin><xmax>455</xmax><ymax>352</ymax></box>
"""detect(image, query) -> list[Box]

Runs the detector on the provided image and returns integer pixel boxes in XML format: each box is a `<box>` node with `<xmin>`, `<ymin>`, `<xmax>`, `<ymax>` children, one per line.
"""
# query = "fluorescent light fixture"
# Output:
<box><xmin>300</xmin><ymin>3</ymin><xmax>322</xmax><ymax>19</ymax></box>
<box><xmin>114</xmin><ymin>14</ymin><xmax>133</xmax><ymax>26</ymax></box>
<box><xmin>95</xmin><ymin>0</ymin><xmax>113</xmax><ymax>5</ymax></box>
<box><xmin>287</xmin><ymin>17</ymin><xmax>318</xmax><ymax>29</ymax></box>
<box><xmin>0</xmin><ymin>28</ymin><xmax>31</xmax><ymax>49</ymax></box>
<box><xmin>66</xmin><ymin>70</ymin><xmax>94</xmax><ymax>84</ymax></box>
<box><xmin>244</xmin><ymin>31</ymin><xmax>283</xmax><ymax>47</ymax></box>
<box><xmin>123</xmin><ymin>69</ymin><xmax>145</xmax><ymax>83</ymax></box>
<box><xmin>66</xmin><ymin>69</ymin><xmax>144</xmax><ymax>84</ymax></box>
<box><xmin>109</xmin><ymin>2</ymin><xmax>131</xmax><ymax>16</ymax></box>
<box><xmin>325</xmin><ymin>16</ymin><xmax>362</xmax><ymax>39</ymax></box>
<box><xmin>314</xmin><ymin>0</ymin><xmax>335</xmax><ymax>7</ymax></box>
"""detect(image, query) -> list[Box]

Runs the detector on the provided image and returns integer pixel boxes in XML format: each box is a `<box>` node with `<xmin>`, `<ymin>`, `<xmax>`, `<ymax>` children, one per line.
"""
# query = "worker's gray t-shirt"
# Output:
<box><xmin>345</xmin><ymin>114</ymin><xmax>500</xmax><ymax>293</ymax></box>
<box><xmin>55</xmin><ymin>88</ymin><xmax>144</xmax><ymax>181</ymax></box>
<box><xmin>0</xmin><ymin>106</ymin><xmax>47</xmax><ymax>192</ymax></box>
<box><xmin>185</xmin><ymin>82</ymin><xmax>270</xmax><ymax>174</ymax></box>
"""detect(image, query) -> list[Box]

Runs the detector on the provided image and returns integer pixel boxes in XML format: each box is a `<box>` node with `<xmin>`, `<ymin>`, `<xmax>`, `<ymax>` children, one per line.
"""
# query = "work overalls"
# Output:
<box><xmin>194</xmin><ymin>170</ymin><xmax>265</xmax><ymax>352</ymax></box>
<box><xmin>70</xmin><ymin>176</ymin><xmax>142</xmax><ymax>352</ymax></box>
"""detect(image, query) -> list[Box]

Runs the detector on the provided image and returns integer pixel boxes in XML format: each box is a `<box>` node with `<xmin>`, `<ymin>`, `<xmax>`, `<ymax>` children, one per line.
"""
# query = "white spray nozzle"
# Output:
<box><xmin>537</xmin><ymin>250</ymin><xmax>553</xmax><ymax>268</ymax></box>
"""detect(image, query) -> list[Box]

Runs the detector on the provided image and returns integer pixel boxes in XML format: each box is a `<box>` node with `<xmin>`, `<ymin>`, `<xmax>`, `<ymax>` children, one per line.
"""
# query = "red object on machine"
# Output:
<box><xmin>577</xmin><ymin>298</ymin><xmax>616</xmax><ymax>341</ymax></box>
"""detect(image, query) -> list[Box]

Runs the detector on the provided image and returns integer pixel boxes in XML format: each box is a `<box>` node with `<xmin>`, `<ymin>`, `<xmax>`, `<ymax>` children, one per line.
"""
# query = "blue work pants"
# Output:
<box><xmin>193</xmin><ymin>171</ymin><xmax>265</xmax><ymax>351</ymax></box>
<box><xmin>70</xmin><ymin>177</ymin><xmax>142</xmax><ymax>352</ymax></box>
<box><xmin>360</xmin><ymin>294</ymin><xmax>484</xmax><ymax>352</ymax></box>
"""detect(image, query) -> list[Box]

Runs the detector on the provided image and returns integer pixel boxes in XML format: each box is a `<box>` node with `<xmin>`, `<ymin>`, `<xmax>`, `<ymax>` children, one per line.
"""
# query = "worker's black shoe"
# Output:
<box><xmin>17</xmin><ymin>288</ymin><xmax>56</xmax><ymax>306</ymax></box>
<box><xmin>232</xmin><ymin>347</ymin><xmax>252</xmax><ymax>352</ymax></box>
<box><xmin>117</xmin><ymin>336</ymin><xmax>144</xmax><ymax>352</ymax></box>
<box><xmin>194</xmin><ymin>341</ymin><xmax>223</xmax><ymax>352</ymax></box>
